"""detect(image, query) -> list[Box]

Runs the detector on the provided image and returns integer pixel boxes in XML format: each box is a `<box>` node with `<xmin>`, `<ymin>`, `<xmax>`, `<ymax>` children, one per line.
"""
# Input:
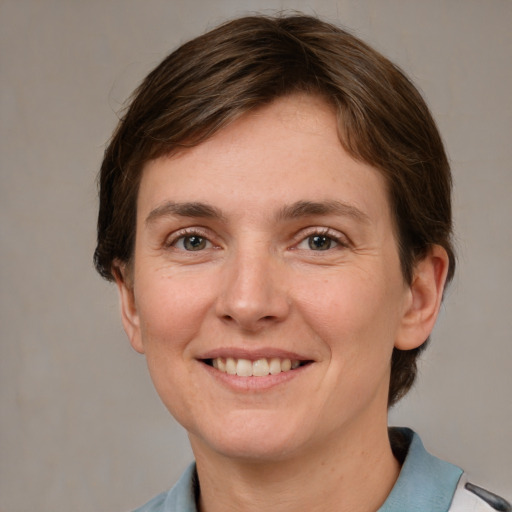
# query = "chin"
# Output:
<box><xmin>188</xmin><ymin>412</ymin><xmax>311</xmax><ymax>463</ymax></box>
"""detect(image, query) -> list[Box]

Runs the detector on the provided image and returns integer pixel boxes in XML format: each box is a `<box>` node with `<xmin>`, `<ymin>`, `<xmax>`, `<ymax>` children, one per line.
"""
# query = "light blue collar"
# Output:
<box><xmin>378</xmin><ymin>427</ymin><xmax>463</xmax><ymax>512</ymax></box>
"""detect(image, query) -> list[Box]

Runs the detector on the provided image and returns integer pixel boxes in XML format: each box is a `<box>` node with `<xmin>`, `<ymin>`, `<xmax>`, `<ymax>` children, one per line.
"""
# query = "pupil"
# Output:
<box><xmin>184</xmin><ymin>236</ymin><xmax>206</xmax><ymax>251</ymax></box>
<box><xmin>309</xmin><ymin>235</ymin><xmax>331</xmax><ymax>250</ymax></box>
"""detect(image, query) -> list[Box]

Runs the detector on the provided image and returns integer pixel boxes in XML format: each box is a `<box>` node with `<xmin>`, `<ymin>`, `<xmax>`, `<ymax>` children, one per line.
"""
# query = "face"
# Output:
<box><xmin>117</xmin><ymin>95</ymin><xmax>429</xmax><ymax>463</ymax></box>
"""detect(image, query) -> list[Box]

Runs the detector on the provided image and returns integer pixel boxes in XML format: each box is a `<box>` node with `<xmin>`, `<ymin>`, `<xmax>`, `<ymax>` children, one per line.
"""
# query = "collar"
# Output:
<box><xmin>378</xmin><ymin>427</ymin><xmax>463</xmax><ymax>512</ymax></box>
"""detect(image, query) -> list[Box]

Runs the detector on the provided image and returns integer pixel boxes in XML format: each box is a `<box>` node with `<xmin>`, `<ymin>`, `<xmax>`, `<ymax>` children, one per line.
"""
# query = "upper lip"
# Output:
<box><xmin>197</xmin><ymin>347</ymin><xmax>312</xmax><ymax>361</ymax></box>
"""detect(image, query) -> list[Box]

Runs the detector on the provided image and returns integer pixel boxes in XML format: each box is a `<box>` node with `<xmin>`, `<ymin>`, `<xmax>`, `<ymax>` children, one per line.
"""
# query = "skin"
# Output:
<box><xmin>116</xmin><ymin>94</ymin><xmax>449</xmax><ymax>512</ymax></box>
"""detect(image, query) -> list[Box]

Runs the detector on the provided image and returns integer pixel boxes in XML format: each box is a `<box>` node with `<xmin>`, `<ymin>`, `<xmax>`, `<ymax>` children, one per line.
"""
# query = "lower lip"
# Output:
<box><xmin>200</xmin><ymin>361</ymin><xmax>311</xmax><ymax>391</ymax></box>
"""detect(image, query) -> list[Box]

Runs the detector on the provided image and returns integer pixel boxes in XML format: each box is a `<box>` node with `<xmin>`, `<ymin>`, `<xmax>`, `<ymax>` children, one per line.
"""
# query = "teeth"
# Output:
<box><xmin>252</xmin><ymin>358</ymin><xmax>270</xmax><ymax>377</ymax></box>
<box><xmin>217</xmin><ymin>357</ymin><xmax>226</xmax><ymax>372</ymax></box>
<box><xmin>236</xmin><ymin>359</ymin><xmax>252</xmax><ymax>377</ymax></box>
<box><xmin>210</xmin><ymin>357</ymin><xmax>303</xmax><ymax>376</ymax></box>
<box><xmin>225</xmin><ymin>357</ymin><xmax>237</xmax><ymax>375</ymax></box>
<box><xmin>269</xmin><ymin>358</ymin><xmax>282</xmax><ymax>375</ymax></box>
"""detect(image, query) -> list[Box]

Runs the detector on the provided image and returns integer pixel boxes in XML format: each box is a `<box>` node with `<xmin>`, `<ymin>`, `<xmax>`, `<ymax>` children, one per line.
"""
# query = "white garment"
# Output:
<box><xmin>450</xmin><ymin>474</ymin><xmax>511</xmax><ymax>512</ymax></box>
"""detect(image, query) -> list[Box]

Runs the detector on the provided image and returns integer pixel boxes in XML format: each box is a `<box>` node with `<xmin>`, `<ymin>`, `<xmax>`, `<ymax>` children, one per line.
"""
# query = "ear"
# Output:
<box><xmin>395</xmin><ymin>245</ymin><xmax>450</xmax><ymax>350</ymax></box>
<box><xmin>113</xmin><ymin>262</ymin><xmax>145</xmax><ymax>354</ymax></box>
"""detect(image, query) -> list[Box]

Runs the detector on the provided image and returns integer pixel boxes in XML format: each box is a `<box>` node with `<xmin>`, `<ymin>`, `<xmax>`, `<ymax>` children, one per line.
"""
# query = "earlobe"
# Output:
<box><xmin>113</xmin><ymin>262</ymin><xmax>145</xmax><ymax>354</ymax></box>
<box><xmin>395</xmin><ymin>245</ymin><xmax>450</xmax><ymax>350</ymax></box>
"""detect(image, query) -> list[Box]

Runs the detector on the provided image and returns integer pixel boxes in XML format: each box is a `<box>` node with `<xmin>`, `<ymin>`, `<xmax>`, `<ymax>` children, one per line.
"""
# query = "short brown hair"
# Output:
<box><xmin>94</xmin><ymin>13</ymin><xmax>455</xmax><ymax>406</ymax></box>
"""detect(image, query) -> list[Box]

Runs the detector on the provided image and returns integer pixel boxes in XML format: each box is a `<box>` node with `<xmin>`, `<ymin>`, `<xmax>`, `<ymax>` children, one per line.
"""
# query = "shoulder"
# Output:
<box><xmin>130</xmin><ymin>463</ymin><xmax>198</xmax><ymax>512</ymax></box>
<box><xmin>383</xmin><ymin>428</ymin><xmax>510</xmax><ymax>512</ymax></box>
<box><xmin>131</xmin><ymin>491</ymin><xmax>167</xmax><ymax>512</ymax></box>
<box><xmin>449</xmin><ymin>474</ymin><xmax>511</xmax><ymax>512</ymax></box>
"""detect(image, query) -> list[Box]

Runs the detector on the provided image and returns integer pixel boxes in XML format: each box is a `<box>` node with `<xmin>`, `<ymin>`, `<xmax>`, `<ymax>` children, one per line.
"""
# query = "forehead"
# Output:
<box><xmin>137</xmin><ymin>94</ymin><xmax>391</xmax><ymax>227</ymax></box>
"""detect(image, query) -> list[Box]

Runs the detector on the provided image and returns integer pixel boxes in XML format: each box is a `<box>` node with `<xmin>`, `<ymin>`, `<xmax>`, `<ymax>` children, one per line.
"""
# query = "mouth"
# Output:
<box><xmin>203</xmin><ymin>357</ymin><xmax>312</xmax><ymax>377</ymax></box>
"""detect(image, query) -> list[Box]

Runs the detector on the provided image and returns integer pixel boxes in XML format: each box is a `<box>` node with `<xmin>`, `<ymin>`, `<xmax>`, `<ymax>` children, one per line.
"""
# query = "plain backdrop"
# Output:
<box><xmin>1</xmin><ymin>1</ymin><xmax>511</xmax><ymax>511</ymax></box>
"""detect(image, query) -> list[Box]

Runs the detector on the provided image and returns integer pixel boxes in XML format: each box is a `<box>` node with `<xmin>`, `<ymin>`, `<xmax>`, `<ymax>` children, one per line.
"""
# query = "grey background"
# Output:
<box><xmin>1</xmin><ymin>1</ymin><xmax>511</xmax><ymax>511</ymax></box>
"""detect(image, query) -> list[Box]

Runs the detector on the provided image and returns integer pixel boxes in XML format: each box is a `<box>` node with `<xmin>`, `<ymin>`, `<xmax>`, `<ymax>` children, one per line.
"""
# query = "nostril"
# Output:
<box><xmin>215</xmin><ymin>290</ymin><xmax>290</xmax><ymax>329</ymax></box>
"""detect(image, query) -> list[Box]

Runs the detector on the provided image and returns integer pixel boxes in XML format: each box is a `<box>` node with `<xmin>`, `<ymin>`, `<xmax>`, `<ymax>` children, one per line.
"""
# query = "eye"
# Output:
<box><xmin>294</xmin><ymin>229</ymin><xmax>347</xmax><ymax>252</ymax></box>
<box><xmin>173</xmin><ymin>235</ymin><xmax>212</xmax><ymax>251</ymax></box>
<box><xmin>306</xmin><ymin>234</ymin><xmax>337</xmax><ymax>251</ymax></box>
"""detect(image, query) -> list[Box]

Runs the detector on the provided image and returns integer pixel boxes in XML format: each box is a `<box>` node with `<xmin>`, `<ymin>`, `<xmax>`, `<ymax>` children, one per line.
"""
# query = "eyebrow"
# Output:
<box><xmin>145</xmin><ymin>201</ymin><xmax>225</xmax><ymax>225</ymax></box>
<box><xmin>276</xmin><ymin>200</ymin><xmax>370</xmax><ymax>223</ymax></box>
<box><xmin>145</xmin><ymin>199</ymin><xmax>370</xmax><ymax>225</ymax></box>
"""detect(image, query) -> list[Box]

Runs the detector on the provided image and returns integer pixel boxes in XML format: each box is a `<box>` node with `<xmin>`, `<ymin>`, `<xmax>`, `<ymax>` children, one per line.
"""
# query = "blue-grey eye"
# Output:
<box><xmin>308</xmin><ymin>235</ymin><xmax>333</xmax><ymax>251</ymax></box>
<box><xmin>181</xmin><ymin>235</ymin><xmax>208</xmax><ymax>251</ymax></box>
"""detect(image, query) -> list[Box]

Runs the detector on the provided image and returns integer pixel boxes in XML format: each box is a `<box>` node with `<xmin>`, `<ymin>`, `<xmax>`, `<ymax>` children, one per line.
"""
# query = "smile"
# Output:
<box><xmin>206</xmin><ymin>357</ymin><xmax>309</xmax><ymax>377</ymax></box>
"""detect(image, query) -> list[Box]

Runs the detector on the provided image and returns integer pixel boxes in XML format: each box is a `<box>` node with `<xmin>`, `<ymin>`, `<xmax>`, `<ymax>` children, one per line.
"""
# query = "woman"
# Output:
<box><xmin>94</xmin><ymin>14</ymin><xmax>510</xmax><ymax>512</ymax></box>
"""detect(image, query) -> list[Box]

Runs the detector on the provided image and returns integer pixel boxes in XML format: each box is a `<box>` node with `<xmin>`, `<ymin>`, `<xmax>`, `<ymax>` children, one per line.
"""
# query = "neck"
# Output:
<box><xmin>191</xmin><ymin>417</ymin><xmax>399</xmax><ymax>512</ymax></box>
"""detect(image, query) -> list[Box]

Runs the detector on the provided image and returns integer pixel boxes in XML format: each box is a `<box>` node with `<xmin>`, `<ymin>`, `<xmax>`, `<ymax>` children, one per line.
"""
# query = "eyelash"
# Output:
<box><xmin>293</xmin><ymin>227</ymin><xmax>349</xmax><ymax>252</ymax></box>
<box><xmin>165</xmin><ymin>228</ymin><xmax>215</xmax><ymax>251</ymax></box>
<box><xmin>165</xmin><ymin>227</ymin><xmax>349</xmax><ymax>252</ymax></box>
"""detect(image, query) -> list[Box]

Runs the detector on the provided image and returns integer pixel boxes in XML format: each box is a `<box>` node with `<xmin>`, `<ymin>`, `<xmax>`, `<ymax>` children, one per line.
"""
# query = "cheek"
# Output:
<box><xmin>295</xmin><ymin>268</ymin><xmax>403</xmax><ymax>359</ymax></box>
<box><xmin>290</xmin><ymin>271</ymin><xmax>399</xmax><ymax>420</ymax></box>
<box><xmin>135</xmin><ymin>269</ymin><xmax>217</xmax><ymax>348</ymax></box>
<box><xmin>134</xmin><ymin>272</ymin><xmax>213</xmax><ymax>424</ymax></box>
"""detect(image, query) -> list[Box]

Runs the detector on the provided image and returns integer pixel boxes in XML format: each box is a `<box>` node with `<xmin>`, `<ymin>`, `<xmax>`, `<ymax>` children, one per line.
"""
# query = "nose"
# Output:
<box><xmin>215</xmin><ymin>246</ymin><xmax>291</xmax><ymax>332</ymax></box>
